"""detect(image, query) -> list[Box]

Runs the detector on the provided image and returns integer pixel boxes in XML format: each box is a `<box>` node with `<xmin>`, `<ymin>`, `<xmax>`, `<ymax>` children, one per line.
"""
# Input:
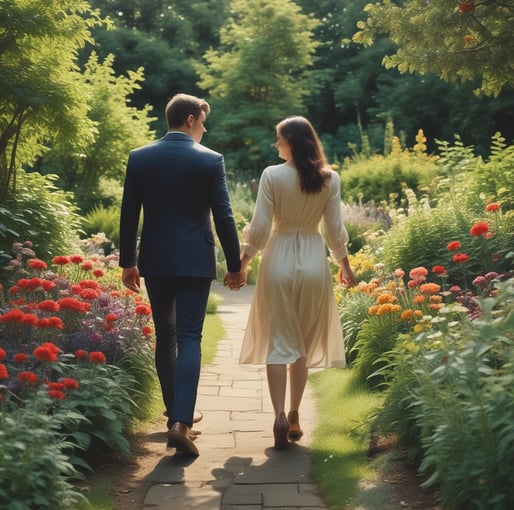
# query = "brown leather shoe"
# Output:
<box><xmin>167</xmin><ymin>422</ymin><xmax>199</xmax><ymax>456</ymax></box>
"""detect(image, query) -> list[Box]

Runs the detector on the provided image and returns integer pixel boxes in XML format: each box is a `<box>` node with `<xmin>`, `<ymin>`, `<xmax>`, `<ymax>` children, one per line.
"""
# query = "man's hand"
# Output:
<box><xmin>223</xmin><ymin>270</ymin><xmax>247</xmax><ymax>291</ymax></box>
<box><xmin>122</xmin><ymin>267</ymin><xmax>141</xmax><ymax>292</ymax></box>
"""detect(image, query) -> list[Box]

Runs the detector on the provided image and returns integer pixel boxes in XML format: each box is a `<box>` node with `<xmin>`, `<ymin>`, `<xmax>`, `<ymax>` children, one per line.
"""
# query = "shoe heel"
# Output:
<box><xmin>273</xmin><ymin>412</ymin><xmax>289</xmax><ymax>450</ymax></box>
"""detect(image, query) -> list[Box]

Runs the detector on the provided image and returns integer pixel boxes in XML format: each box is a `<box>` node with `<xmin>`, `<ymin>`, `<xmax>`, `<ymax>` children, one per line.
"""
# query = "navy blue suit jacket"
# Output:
<box><xmin>119</xmin><ymin>132</ymin><xmax>241</xmax><ymax>278</ymax></box>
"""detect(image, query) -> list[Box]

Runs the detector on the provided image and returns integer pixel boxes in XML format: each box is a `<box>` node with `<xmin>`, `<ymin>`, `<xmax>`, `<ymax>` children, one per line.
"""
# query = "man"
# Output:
<box><xmin>119</xmin><ymin>93</ymin><xmax>245</xmax><ymax>456</ymax></box>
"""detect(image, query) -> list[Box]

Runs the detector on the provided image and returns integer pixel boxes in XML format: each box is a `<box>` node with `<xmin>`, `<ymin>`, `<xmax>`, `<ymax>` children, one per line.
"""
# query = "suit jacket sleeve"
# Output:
<box><xmin>119</xmin><ymin>154</ymin><xmax>142</xmax><ymax>268</ymax></box>
<box><xmin>209</xmin><ymin>156</ymin><xmax>241</xmax><ymax>273</ymax></box>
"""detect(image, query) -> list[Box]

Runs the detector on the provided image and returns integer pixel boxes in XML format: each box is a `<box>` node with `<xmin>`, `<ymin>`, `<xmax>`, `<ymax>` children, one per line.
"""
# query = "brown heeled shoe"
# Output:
<box><xmin>273</xmin><ymin>412</ymin><xmax>289</xmax><ymax>450</ymax></box>
<box><xmin>287</xmin><ymin>410</ymin><xmax>304</xmax><ymax>442</ymax></box>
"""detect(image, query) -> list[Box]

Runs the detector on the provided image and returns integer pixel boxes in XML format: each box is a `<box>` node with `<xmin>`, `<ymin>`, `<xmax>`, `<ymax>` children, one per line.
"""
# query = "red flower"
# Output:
<box><xmin>28</xmin><ymin>258</ymin><xmax>47</xmax><ymax>270</ymax></box>
<box><xmin>79</xmin><ymin>279</ymin><xmax>99</xmax><ymax>290</ymax></box>
<box><xmin>0</xmin><ymin>363</ymin><xmax>10</xmax><ymax>380</ymax></box>
<box><xmin>41</xmin><ymin>280</ymin><xmax>56</xmax><ymax>292</ymax></box>
<box><xmin>36</xmin><ymin>318</ymin><xmax>50</xmax><ymax>328</ymax></box>
<box><xmin>464</xmin><ymin>34</ymin><xmax>473</xmax><ymax>44</ymax></box>
<box><xmin>33</xmin><ymin>343</ymin><xmax>60</xmax><ymax>362</ymax></box>
<box><xmin>93</xmin><ymin>269</ymin><xmax>105</xmax><ymax>278</ymax></box>
<box><xmin>14</xmin><ymin>353</ymin><xmax>29</xmax><ymax>363</ymax></box>
<box><xmin>458</xmin><ymin>2</ymin><xmax>475</xmax><ymax>13</ymax></box>
<box><xmin>47</xmin><ymin>317</ymin><xmax>64</xmax><ymax>329</ymax></box>
<box><xmin>485</xmin><ymin>203</ymin><xmax>500</xmax><ymax>212</ymax></box>
<box><xmin>89</xmin><ymin>351</ymin><xmax>106</xmax><ymax>364</ymax></box>
<box><xmin>37</xmin><ymin>300</ymin><xmax>60</xmax><ymax>312</ymax></box>
<box><xmin>20</xmin><ymin>313</ymin><xmax>38</xmax><ymax>326</ymax></box>
<box><xmin>432</xmin><ymin>265</ymin><xmax>447</xmax><ymax>275</ymax></box>
<box><xmin>75</xmin><ymin>349</ymin><xmax>88</xmax><ymax>360</ymax></box>
<box><xmin>142</xmin><ymin>326</ymin><xmax>153</xmax><ymax>336</ymax></box>
<box><xmin>69</xmin><ymin>254</ymin><xmax>84</xmax><ymax>264</ymax></box>
<box><xmin>81</xmin><ymin>261</ymin><xmax>94</xmax><ymax>271</ymax></box>
<box><xmin>7</xmin><ymin>285</ymin><xmax>19</xmax><ymax>295</ymax></box>
<box><xmin>447</xmin><ymin>241</ymin><xmax>461</xmax><ymax>251</ymax></box>
<box><xmin>470</xmin><ymin>221</ymin><xmax>489</xmax><ymax>237</ymax></box>
<box><xmin>135</xmin><ymin>304</ymin><xmax>152</xmax><ymax>316</ymax></box>
<box><xmin>452</xmin><ymin>252</ymin><xmax>469</xmax><ymax>263</ymax></box>
<box><xmin>80</xmin><ymin>288</ymin><xmax>100</xmax><ymax>301</ymax></box>
<box><xmin>0</xmin><ymin>348</ymin><xmax>5</xmax><ymax>361</ymax></box>
<box><xmin>60</xmin><ymin>378</ymin><xmax>79</xmax><ymax>390</ymax></box>
<box><xmin>105</xmin><ymin>313</ymin><xmax>118</xmax><ymax>322</ymax></box>
<box><xmin>18</xmin><ymin>371</ymin><xmax>39</xmax><ymax>386</ymax></box>
<box><xmin>48</xmin><ymin>390</ymin><xmax>66</xmax><ymax>399</ymax></box>
<box><xmin>48</xmin><ymin>382</ymin><xmax>65</xmax><ymax>391</ymax></box>
<box><xmin>0</xmin><ymin>309</ymin><xmax>25</xmax><ymax>323</ymax></box>
<box><xmin>17</xmin><ymin>277</ymin><xmax>42</xmax><ymax>290</ymax></box>
<box><xmin>58</xmin><ymin>297</ymin><xmax>88</xmax><ymax>313</ymax></box>
<box><xmin>52</xmin><ymin>255</ymin><xmax>69</xmax><ymax>265</ymax></box>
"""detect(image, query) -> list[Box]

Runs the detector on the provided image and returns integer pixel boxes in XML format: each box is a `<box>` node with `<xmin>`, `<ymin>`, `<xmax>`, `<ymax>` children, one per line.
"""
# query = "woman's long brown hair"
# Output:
<box><xmin>277</xmin><ymin>116</ymin><xmax>331</xmax><ymax>193</ymax></box>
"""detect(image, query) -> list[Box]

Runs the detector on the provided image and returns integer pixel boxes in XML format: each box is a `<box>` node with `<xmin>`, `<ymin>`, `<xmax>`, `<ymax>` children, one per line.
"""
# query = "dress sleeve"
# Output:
<box><xmin>322</xmin><ymin>171</ymin><xmax>349</xmax><ymax>261</ymax></box>
<box><xmin>241</xmin><ymin>168</ymin><xmax>274</xmax><ymax>258</ymax></box>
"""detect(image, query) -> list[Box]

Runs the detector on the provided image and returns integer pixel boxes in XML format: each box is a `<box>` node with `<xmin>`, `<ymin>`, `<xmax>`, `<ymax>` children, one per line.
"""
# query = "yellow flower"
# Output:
<box><xmin>413</xmin><ymin>324</ymin><xmax>424</xmax><ymax>333</ymax></box>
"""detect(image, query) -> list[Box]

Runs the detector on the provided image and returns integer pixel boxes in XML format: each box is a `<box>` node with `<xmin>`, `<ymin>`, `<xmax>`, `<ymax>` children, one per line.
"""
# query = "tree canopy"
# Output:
<box><xmin>353</xmin><ymin>0</ymin><xmax>514</xmax><ymax>97</ymax></box>
<box><xmin>0</xmin><ymin>0</ymin><xmax>104</xmax><ymax>200</ymax></box>
<box><xmin>196</xmin><ymin>0</ymin><xmax>319</xmax><ymax>177</ymax></box>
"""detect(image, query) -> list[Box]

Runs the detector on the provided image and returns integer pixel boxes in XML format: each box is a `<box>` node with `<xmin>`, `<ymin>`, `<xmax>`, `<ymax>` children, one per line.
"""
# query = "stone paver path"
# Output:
<box><xmin>141</xmin><ymin>281</ymin><xmax>326</xmax><ymax>509</ymax></box>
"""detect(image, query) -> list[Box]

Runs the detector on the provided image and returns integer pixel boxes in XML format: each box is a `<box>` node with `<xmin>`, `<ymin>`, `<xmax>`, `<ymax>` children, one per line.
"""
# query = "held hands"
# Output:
<box><xmin>224</xmin><ymin>270</ymin><xmax>247</xmax><ymax>291</ymax></box>
<box><xmin>122</xmin><ymin>267</ymin><xmax>141</xmax><ymax>293</ymax></box>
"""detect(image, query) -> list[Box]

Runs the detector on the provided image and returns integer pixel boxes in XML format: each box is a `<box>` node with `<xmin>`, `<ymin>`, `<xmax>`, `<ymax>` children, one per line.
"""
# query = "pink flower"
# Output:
<box><xmin>393</xmin><ymin>268</ymin><xmax>405</xmax><ymax>279</ymax></box>
<box><xmin>472</xmin><ymin>276</ymin><xmax>487</xmax><ymax>286</ymax></box>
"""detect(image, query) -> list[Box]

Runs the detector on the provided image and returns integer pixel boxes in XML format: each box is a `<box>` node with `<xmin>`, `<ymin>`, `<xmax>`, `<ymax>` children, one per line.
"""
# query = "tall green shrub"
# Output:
<box><xmin>0</xmin><ymin>171</ymin><xmax>82</xmax><ymax>269</ymax></box>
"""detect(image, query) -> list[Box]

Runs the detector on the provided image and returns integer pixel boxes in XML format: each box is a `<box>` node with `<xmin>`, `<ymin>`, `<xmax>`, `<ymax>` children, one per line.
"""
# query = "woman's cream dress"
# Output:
<box><xmin>239</xmin><ymin>163</ymin><xmax>349</xmax><ymax>368</ymax></box>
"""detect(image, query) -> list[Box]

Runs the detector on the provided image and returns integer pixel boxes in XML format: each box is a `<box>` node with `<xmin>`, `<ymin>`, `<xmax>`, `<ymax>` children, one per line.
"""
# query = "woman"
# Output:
<box><xmin>239</xmin><ymin>116</ymin><xmax>356</xmax><ymax>449</ymax></box>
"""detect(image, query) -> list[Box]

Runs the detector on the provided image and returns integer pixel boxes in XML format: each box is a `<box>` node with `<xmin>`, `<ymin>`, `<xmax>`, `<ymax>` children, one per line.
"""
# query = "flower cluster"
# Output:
<box><xmin>1</xmin><ymin>243</ymin><xmax>154</xmax><ymax>386</ymax></box>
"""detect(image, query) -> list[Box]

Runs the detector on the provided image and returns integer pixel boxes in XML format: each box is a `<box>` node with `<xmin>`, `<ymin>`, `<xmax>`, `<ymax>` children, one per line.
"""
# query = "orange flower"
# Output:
<box><xmin>401</xmin><ymin>309</ymin><xmax>413</xmax><ymax>321</ymax></box>
<box><xmin>413</xmin><ymin>295</ymin><xmax>426</xmax><ymax>304</ymax></box>
<box><xmin>419</xmin><ymin>283</ymin><xmax>441</xmax><ymax>294</ymax></box>
<box><xmin>376</xmin><ymin>293</ymin><xmax>397</xmax><ymax>304</ymax></box>
<box><xmin>485</xmin><ymin>203</ymin><xmax>500</xmax><ymax>212</ymax></box>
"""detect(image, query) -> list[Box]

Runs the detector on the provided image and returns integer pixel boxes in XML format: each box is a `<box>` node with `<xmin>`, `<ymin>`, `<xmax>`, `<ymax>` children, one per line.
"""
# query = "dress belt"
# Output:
<box><xmin>273</xmin><ymin>225</ymin><xmax>320</xmax><ymax>234</ymax></box>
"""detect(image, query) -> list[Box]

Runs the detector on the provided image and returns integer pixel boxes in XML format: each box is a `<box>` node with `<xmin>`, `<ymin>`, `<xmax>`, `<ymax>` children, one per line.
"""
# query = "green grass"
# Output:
<box><xmin>310</xmin><ymin>368</ymin><xmax>383</xmax><ymax>509</ymax></box>
<box><xmin>202</xmin><ymin>312</ymin><xmax>225</xmax><ymax>365</ymax></box>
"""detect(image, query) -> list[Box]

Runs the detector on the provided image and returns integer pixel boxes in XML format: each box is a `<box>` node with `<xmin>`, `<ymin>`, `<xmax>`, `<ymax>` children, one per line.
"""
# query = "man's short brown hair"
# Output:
<box><xmin>165</xmin><ymin>93</ymin><xmax>210</xmax><ymax>129</ymax></box>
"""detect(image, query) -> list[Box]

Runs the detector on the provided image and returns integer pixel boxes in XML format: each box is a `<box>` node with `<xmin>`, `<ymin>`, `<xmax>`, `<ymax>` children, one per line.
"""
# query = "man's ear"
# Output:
<box><xmin>186</xmin><ymin>114</ymin><xmax>195</xmax><ymax>127</ymax></box>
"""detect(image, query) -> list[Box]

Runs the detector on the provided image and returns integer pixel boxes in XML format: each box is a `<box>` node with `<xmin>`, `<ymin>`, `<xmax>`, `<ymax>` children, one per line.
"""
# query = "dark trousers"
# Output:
<box><xmin>144</xmin><ymin>275</ymin><xmax>211</xmax><ymax>427</ymax></box>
